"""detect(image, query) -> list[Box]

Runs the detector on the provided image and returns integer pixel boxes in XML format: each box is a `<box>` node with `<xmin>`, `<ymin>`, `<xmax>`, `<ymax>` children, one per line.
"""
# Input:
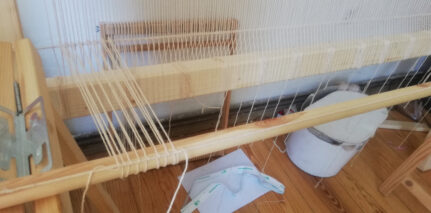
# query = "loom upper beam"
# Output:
<box><xmin>47</xmin><ymin>30</ymin><xmax>431</xmax><ymax>119</ymax></box>
<box><xmin>1</xmin><ymin>80</ymin><xmax>431</xmax><ymax>208</ymax></box>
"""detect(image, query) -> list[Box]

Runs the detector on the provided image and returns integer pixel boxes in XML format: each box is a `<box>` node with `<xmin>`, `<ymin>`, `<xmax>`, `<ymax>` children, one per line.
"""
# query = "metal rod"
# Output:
<box><xmin>13</xmin><ymin>82</ymin><xmax>22</xmax><ymax>115</ymax></box>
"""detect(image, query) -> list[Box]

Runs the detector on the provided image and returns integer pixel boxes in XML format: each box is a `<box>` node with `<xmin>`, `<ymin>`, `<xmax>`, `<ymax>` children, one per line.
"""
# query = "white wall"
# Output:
<box><xmin>15</xmin><ymin>0</ymin><xmax>430</xmax><ymax>136</ymax></box>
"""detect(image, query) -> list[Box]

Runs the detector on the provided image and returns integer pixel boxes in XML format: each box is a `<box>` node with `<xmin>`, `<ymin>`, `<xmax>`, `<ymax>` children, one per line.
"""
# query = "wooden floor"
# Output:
<box><xmin>70</xmin><ymin>112</ymin><xmax>431</xmax><ymax>213</ymax></box>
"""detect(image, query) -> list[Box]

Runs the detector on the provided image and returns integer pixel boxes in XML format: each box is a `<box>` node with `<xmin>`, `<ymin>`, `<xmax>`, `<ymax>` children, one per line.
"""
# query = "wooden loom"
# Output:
<box><xmin>1</xmin><ymin>1</ymin><xmax>431</xmax><ymax>212</ymax></box>
<box><xmin>1</xmin><ymin>38</ymin><xmax>431</xmax><ymax>211</ymax></box>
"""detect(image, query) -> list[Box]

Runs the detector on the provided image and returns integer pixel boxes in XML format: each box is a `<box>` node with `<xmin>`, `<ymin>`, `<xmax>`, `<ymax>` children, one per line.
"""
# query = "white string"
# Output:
<box><xmin>29</xmin><ymin>1</ymin><xmax>431</xmax><ymax>202</ymax></box>
<box><xmin>2</xmin><ymin>84</ymin><xmax>431</xmax><ymax>205</ymax></box>
<box><xmin>80</xmin><ymin>166</ymin><xmax>105</xmax><ymax>213</ymax></box>
<box><xmin>167</xmin><ymin>150</ymin><xmax>189</xmax><ymax>213</ymax></box>
<box><xmin>80</xmin><ymin>170</ymin><xmax>94</xmax><ymax>213</ymax></box>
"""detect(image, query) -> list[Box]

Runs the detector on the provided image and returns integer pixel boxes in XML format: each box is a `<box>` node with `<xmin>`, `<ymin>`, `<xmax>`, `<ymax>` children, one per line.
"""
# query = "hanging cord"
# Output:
<box><xmin>167</xmin><ymin>149</ymin><xmax>189</xmax><ymax>213</ymax></box>
<box><xmin>80</xmin><ymin>166</ymin><xmax>106</xmax><ymax>213</ymax></box>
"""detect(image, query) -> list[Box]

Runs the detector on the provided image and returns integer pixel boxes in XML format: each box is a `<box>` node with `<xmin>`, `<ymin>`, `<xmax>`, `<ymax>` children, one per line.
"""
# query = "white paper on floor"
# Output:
<box><xmin>180</xmin><ymin>149</ymin><xmax>284</xmax><ymax>213</ymax></box>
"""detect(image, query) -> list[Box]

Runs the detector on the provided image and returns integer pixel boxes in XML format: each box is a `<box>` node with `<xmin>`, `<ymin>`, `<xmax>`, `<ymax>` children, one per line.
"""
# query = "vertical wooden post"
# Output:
<box><xmin>221</xmin><ymin>91</ymin><xmax>232</xmax><ymax>129</ymax></box>
<box><xmin>0</xmin><ymin>42</ymin><xmax>25</xmax><ymax>213</ymax></box>
<box><xmin>0</xmin><ymin>0</ymin><xmax>22</xmax><ymax>42</ymax></box>
<box><xmin>15</xmin><ymin>39</ymin><xmax>72</xmax><ymax>213</ymax></box>
<box><xmin>220</xmin><ymin>20</ymin><xmax>238</xmax><ymax>130</ymax></box>
<box><xmin>1</xmin><ymin>2</ymin><xmax>53</xmax><ymax>212</ymax></box>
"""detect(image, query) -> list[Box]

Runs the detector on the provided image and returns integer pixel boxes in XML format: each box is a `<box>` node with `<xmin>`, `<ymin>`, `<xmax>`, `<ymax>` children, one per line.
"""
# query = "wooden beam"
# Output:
<box><xmin>379</xmin><ymin>120</ymin><xmax>429</xmax><ymax>132</ymax></box>
<box><xmin>418</xmin><ymin>131</ymin><xmax>431</xmax><ymax>172</ymax></box>
<box><xmin>53</xmin><ymin>109</ymin><xmax>119</xmax><ymax>213</ymax></box>
<box><xmin>14</xmin><ymin>39</ymin><xmax>72</xmax><ymax>213</ymax></box>
<box><xmin>0</xmin><ymin>0</ymin><xmax>22</xmax><ymax>42</ymax></box>
<box><xmin>101</xmin><ymin>19</ymin><xmax>239</xmax><ymax>36</ymax></box>
<box><xmin>48</xmin><ymin>30</ymin><xmax>431</xmax><ymax>119</ymax></box>
<box><xmin>1</xmin><ymin>82</ymin><xmax>431</xmax><ymax>208</ymax></box>
<box><xmin>417</xmin><ymin>154</ymin><xmax>431</xmax><ymax>171</ymax></box>
<box><xmin>114</xmin><ymin>39</ymin><xmax>234</xmax><ymax>52</ymax></box>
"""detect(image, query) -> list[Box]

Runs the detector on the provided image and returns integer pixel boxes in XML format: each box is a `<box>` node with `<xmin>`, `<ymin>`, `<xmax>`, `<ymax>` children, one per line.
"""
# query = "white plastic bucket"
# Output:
<box><xmin>285</xmin><ymin>91</ymin><xmax>388</xmax><ymax>177</ymax></box>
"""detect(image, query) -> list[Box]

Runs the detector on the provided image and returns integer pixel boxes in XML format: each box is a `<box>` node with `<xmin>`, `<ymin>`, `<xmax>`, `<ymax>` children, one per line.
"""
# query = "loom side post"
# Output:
<box><xmin>13</xmin><ymin>38</ymin><xmax>119</xmax><ymax>213</ymax></box>
<box><xmin>14</xmin><ymin>39</ymin><xmax>72</xmax><ymax>213</ymax></box>
<box><xmin>0</xmin><ymin>41</ymin><xmax>26</xmax><ymax>213</ymax></box>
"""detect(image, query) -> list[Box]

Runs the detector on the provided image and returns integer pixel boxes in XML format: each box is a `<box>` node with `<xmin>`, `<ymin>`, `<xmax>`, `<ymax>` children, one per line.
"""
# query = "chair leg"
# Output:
<box><xmin>379</xmin><ymin>135</ymin><xmax>431</xmax><ymax>195</ymax></box>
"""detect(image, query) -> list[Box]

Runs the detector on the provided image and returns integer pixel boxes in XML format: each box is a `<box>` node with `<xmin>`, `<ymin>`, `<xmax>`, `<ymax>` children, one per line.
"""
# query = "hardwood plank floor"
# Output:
<box><xmin>70</xmin><ymin>112</ymin><xmax>431</xmax><ymax>212</ymax></box>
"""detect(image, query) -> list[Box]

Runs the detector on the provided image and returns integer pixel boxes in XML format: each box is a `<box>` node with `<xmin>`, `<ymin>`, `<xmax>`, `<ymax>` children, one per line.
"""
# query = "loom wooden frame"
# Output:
<box><xmin>1</xmin><ymin>0</ymin><xmax>430</xmax><ymax>210</ymax></box>
<box><xmin>1</xmin><ymin>17</ymin><xmax>431</xmax><ymax>211</ymax></box>
<box><xmin>48</xmin><ymin>30</ymin><xmax>431</xmax><ymax>119</ymax></box>
<box><xmin>0</xmin><ymin>40</ymin><xmax>119</xmax><ymax>212</ymax></box>
<box><xmin>99</xmin><ymin>19</ymin><xmax>239</xmax><ymax>131</ymax></box>
<box><xmin>1</xmin><ymin>38</ymin><xmax>431</xmax><ymax>208</ymax></box>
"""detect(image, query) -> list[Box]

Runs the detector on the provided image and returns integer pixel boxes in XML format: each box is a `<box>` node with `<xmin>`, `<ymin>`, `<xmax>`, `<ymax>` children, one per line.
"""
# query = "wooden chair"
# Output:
<box><xmin>380</xmin><ymin>130</ymin><xmax>431</xmax><ymax>211</ymax></box>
